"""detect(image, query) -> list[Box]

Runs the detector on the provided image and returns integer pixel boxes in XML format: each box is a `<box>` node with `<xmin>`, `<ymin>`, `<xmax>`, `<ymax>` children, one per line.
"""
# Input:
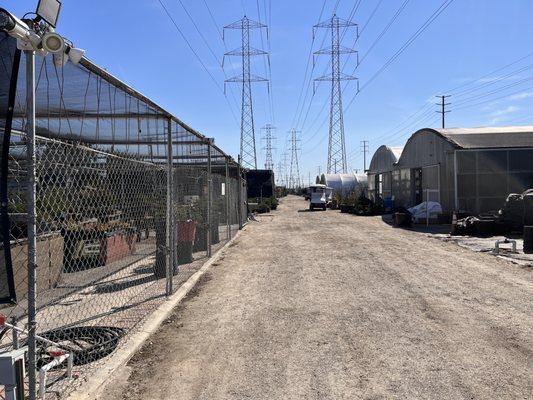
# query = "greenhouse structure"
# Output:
<box><xmin>319</xmin><ymin>173</ymin><xmax>368</xmax><ymax>197</ymax></box>
<box><xmin>369</xmin><ymin>126</ymin><xmax>533</xmax><ymax>214</ymax></box>
<box><xmin>367</xmin><ymin>145</ymin><xmax>403</xmax><ymax>203</ymax></box>
<box><xmin>0</xmin><ymin>31</ymin><xmax>246</xmax><ymax>398</ymax></box>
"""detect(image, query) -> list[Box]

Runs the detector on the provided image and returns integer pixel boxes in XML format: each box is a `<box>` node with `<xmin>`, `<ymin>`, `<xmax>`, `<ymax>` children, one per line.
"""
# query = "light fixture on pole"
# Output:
<box><xmin>36</xmin><ymin>0</ymin><xmax>61</xmax><ymax>27</ymax></box>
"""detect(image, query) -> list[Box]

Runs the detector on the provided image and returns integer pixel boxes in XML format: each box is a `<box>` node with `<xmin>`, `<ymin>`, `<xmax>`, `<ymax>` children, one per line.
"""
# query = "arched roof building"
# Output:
<box><xmin>320</xmin><ymin>173</ymin><xmax>368</xmax><ymax>196</ymax></box>
<box><xmin>367</xmin><ymin>145</ymin><xmax>403</xmax><ymax>202</ymax></box>
<box><xmin>371</xmin><ymin>126</ymin><xmax>533</xmax><ymax>214</ymax></box>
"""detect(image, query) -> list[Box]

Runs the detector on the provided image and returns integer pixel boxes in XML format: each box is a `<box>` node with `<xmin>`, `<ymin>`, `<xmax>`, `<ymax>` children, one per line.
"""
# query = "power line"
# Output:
<box><xmin>369</xmin><ymin>51</ymin><xmax>533</xmax><ymax>149</ymax></box>
<box><xmin>201</xmin><ymin>0</ymin><xmax>224</xmax><ymax>39</ymax></box>
<box><xmin>156</xmin><ymin>0</ymin><xmax>239</xmax><ymax>123</ymax></box>
<box><xmin>445</xmin><ymin>51</ymin><xmax>533</xmax><ymax>94</ymax></box>
<box><xmin>291</xmin><ymin>1</ymin><xmax>330</xmax><ymax>130</ymax></box>
<box><xmin>256</xmin><ymin>0</ymin><xmax>275</xmax><ymax>124</ymax></box>
<box><xmin>344</xmin><ymin>0</ymin><xmax>455</xmax><ymax>113</ymax></box>
<box><xmin>357</xmin><ymin>0</ymin><xmax>410</xmax><ymax>65</ymax></box>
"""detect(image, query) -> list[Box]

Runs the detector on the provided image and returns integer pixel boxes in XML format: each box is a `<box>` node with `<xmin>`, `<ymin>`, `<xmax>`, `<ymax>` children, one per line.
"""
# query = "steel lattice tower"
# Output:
<box><xmin>276</xmin><ymin>160</ymin><xmax>284</xmax><ymax>186</ymax></box>
<box><xmin>281</xmin><ymin>152</ymin><xmax>289</xmax><ymax>187</ymax></box>
<box><xmin>288</xmin><ymin>129</ymin><xmax>301</xmax><ymax>189</ymax></box>
<box><xmin>261</xmin><ymin>124</ymin><xmax>276</xmax><ymax>170</ymax></box>
<box><xmin>224</xmin><ymin>16</ymin><xmax>269</xmax><ymax>170</ymax></box>
<box><xmin>314</xmin><ymin>15</ymin><xmax>358</xmax><ymax>174</ymax></box>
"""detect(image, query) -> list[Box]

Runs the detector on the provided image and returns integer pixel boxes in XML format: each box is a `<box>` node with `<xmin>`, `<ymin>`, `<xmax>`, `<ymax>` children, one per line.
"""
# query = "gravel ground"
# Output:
<box><xmin>103</xmin><ymin>195</ymin><xmax>532</xmax><ymax>400</ymax></box>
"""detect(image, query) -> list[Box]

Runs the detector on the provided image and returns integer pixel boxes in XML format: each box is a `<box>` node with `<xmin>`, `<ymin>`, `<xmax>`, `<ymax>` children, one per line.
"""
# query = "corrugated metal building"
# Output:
<box><xmin>377</xmin><ymin>126</ymin><xmax>533</xmax><ymax>214</ymax></box>
<box><xmin>367</xmin><ymin>145</ymin><xmax>403</xmax><ymax>202</ymax></box>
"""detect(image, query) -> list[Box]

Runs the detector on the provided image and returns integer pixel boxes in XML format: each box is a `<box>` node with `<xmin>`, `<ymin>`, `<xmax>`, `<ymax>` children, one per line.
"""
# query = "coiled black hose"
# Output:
<box><xmin>37</xmin><ymin>326</ymin><xmax>124</xmax><ymax>366</ymax></box>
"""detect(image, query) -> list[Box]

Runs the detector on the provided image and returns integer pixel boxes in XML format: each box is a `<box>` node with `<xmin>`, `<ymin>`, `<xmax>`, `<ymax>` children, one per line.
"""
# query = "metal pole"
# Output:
<box><xmin>237</xmin><ymin>155</ymin><xmax>243</xmax><ymax>229</ymax></box>
<box><xmin>426</xmin><ymin>188</ymin><xmax>429</xmax><ymax>227</ymax></box>
<box><xmin>225</xmin><ymin>157</ymin><xmax>231</xmax><ymax>240</ymax></box>
<box><xmin>441</xmin><ymin>96</ymin><xmax>445</xmax><ymax>128</ymax></box>
<box><xmin>11</xmin><ymin>317</ymin><xmax>19</xmax><ymax>350</ymax></box>
<box><xmin>165</xmin><ymin>117</ymin><xmax>173</xmax><ymax>296</ymax></box>
<box><xmin>25</xmin><ymin>49</ymin><xmax>37</xmax><ymax>400</ymax></box>
<box><xmin>207</xmin><ymin>139</ymin><xmax>212</xmax><ymax>257</ymax></box>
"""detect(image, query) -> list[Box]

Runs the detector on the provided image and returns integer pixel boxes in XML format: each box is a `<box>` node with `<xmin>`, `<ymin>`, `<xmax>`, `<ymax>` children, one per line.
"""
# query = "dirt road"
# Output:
<box><xmin>105</xmin><ymin>195</ymin><xmax>532</xmax><ymax>400</ymax></box>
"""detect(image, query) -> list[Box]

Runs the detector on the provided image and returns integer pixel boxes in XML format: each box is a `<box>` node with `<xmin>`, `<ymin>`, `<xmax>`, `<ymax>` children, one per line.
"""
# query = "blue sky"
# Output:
<box><xmin>6</xmin><ymin>0</ymin><xmax>533</xmax><ymax>181</ymax></box>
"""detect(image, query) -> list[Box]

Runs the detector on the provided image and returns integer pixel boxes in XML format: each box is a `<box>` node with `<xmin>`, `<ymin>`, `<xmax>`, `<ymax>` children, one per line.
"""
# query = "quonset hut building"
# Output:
<box><xmin>367</xmin><ymin>127</ymin><xmax>533</xmax><ymax>215</ymax></box>
<box><xmin>367</xmin><ymin>146</ymin><xmax>403</xmax><ymax>203</ymax></box>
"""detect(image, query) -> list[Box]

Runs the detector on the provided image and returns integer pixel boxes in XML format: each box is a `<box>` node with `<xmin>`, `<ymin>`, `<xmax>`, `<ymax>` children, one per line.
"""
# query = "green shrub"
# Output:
<box><xmin>255</xmin><ymin>202</ymin><xmax>271</xmax><ymax>213</ymax></box>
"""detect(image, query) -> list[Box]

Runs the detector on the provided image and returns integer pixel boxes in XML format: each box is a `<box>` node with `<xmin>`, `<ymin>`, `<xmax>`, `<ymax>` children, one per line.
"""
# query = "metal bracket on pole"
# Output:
<box><xmin>165</xmin><ymin>117</ymin><xmax>173</xmax><ymax>296</ymax></box>
<box><xmin>207</xmin><ymin>139</ymin><xmax>212</xmax><ymax>257</ymax></box>
<box><xmin>24</xmin><ymin>49</ymin><xmax>37</xmax><ymax>400</ymax></box>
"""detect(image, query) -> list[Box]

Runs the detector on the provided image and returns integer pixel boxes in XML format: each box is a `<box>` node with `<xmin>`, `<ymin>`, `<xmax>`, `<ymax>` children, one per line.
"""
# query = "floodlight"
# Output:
<box><xmin>41</xmin><ymin>31</ymin><xmax>64</xmax><ymax>53</ymax></box>
<box><xmin>36</xmin><ymin>0</ymin><xmax>61</xmax><ymax>28</ymax></box>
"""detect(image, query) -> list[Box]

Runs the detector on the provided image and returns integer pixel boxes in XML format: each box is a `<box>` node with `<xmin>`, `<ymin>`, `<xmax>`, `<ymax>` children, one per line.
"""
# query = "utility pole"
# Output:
<box><xmin>435</xmin><ymin>95</ymin><xmax>451</xmax><ymax>129</ymax></box>
<box><xmin>314</xmin><ymin>14</ymin><xmax>358</xmax><ymax>174</ymax></box>
<box><xmin>360</xmin><ymin>140</ymin><xmax>369</xmax><ymax>172</ymax></box>
<box><xmin>261</xmin><ymin>123</ymin><xmax>276</xmax><ymax>170</ymax></box>
<box><xmin>288</xmin><ymin>129</ymin><xmax>301</xmax><ymax>189</ymax></box>
<box><xmin>224</xmin><ymin>16</ymin><xmax>269</xmax><ymax>169</ymax></box>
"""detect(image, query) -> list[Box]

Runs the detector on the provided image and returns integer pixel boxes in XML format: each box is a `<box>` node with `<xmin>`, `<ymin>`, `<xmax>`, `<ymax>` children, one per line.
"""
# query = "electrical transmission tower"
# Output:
<box><xmin>224</xmin><ymin>16</ymin><xmax>269</xmax><ymax>170</ymax></box>
<box><xmin>282</xmin><ymin>152</ymin><xmax>290</xmax><ymax>187</ymax></box>
<box><xmin>261</xmin><ymin>124</ymin><xmax>276</xmax><ymax>170</ymax></box>
<box><xmin>288</xmin><ymin>129</ymin><xmax>301</xmax><ymax>189</ymax></box>
<box><xmin>314</xmin><ymin>14</ymin><xmax>358</xmax><ymax>174</ymax></box>
<box><xmin>276</xmin><ymin>160</ymin><xmax>284</xmax><ymax>186</ymax></box>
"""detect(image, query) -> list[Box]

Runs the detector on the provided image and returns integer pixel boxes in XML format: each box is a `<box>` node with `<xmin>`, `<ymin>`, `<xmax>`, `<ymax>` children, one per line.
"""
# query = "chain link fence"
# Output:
<box><xmin>0</xmin><ymin>33</ymin><xmax>247</xmax><ymax>399</ymax></box>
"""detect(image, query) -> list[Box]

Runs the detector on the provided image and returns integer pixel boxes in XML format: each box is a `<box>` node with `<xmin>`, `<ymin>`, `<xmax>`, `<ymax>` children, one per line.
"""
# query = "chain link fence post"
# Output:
<box><xmin>237</xmin><ymin>155</ymin><xmax>243</xmax><ymax>230</ymax></box>
<box><xmin>24</xmin><ymin>48</ymin><xmax>38</xmax><ymax>400</ymax></box>
<box><xmin>206</xmin><ymin>139</ymin><xmax>212</xmax><ymax>257</ymax></box>
<box><xmin>225</xmin><ymin>157</ymin><xmax>231</xmax><ymax>240</ymax></box>
<box><xmin>165</xmin><ymin>117</ymin><xmax>173</xmax><ymax>296</ymax></box>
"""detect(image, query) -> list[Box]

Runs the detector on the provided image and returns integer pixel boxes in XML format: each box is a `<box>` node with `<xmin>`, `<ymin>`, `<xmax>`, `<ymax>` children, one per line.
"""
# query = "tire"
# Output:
<box><xmin>309</xmin><ymin>204</ymin><xmax>313</xmax><ymax>211</ymax></box>
<box><xmin>322</xmin><ymin>205</ymin><xmax>326</xmax><ymax>211</ymax></box>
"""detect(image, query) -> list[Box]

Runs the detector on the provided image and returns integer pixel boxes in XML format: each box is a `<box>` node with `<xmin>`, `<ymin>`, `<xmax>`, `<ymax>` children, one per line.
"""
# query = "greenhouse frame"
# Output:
<box><xmin>369</xmin><ymin>127</ymin><xmax>533</xmax><ymax>215</ymax></box>
<box><xmin>0</xmin><ymin>31</ymin><xmax>246</xmax><ymax>399</ymax></box>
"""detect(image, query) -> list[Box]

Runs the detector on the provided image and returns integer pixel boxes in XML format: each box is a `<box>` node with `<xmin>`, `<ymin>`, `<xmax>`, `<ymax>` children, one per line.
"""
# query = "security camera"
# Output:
<box><xmin>0</xmin><ymin>8</ymin><xmax>46</xmax><ymax>54</ymax></box>
<box><xmin>0</xmin><ymin>8</ymin><xmax>30</xmax><ymax>40</ymax></box>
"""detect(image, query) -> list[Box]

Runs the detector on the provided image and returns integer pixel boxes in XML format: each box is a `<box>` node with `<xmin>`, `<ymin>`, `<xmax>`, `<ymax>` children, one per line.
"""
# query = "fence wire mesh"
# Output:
<box><xmin>0</xmin><ymin>33</ymin><xmax>246</xmax><ymax>400</ymax></box>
